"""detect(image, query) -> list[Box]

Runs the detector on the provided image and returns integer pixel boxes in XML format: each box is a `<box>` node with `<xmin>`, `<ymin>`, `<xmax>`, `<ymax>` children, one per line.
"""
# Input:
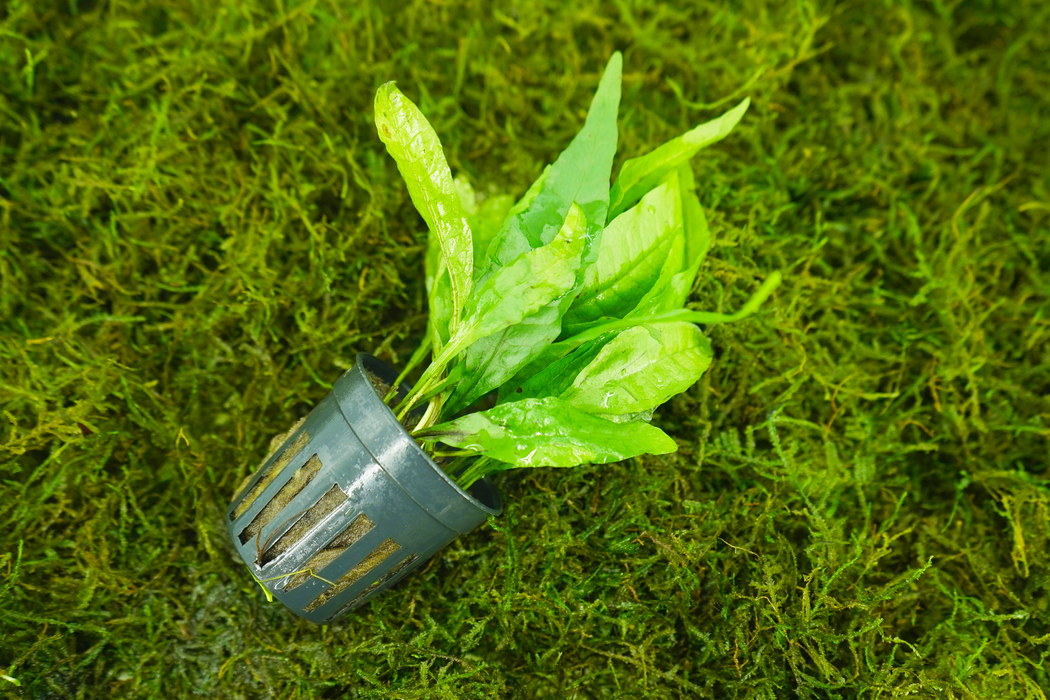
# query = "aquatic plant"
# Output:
<box><xmin>374</xmin><ymin>53</ymin><xmax>781</xmax><ymax>488</ymax></box>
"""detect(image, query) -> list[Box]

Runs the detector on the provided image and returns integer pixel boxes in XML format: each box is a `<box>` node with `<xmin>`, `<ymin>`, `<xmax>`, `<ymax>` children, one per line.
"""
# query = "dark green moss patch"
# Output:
<box><xmin>1</xmin><ymin>0</ymin><xmax>1047</xmax><ymax>697</ymax></box>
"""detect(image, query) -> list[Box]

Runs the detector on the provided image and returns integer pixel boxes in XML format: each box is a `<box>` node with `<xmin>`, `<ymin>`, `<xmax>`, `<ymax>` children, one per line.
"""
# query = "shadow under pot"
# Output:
<box><xmin>226</xmin><ymin>353</ymin><xmax>502</xmax><ymax>624</ymax></box>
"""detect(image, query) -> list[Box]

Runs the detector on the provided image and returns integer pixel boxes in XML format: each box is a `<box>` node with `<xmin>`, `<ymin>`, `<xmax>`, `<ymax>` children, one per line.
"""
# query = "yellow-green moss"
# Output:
<box><xmin>1</xmin><ymin>0</ymin><xmax>1048</xmax><ymax>697</ymax></box>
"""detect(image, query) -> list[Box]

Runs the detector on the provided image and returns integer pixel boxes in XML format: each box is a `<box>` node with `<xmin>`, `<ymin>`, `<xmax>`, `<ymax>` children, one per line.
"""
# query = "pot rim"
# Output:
<box><xmin>355</xmin><ymin>353</ymin><xmax>503</xmax><ymax>517</ymax></box>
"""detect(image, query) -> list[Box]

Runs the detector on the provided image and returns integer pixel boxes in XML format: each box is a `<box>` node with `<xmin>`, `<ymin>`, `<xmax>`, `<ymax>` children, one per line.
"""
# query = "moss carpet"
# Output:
<box><xmin>1</xmin><ymin>0</ymin><xmax>1048</xmax><ymax>697</ymax></box>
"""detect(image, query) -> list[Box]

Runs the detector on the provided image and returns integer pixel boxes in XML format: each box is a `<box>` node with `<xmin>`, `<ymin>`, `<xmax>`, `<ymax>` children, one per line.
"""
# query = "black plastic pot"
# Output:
<box><xmin>226</xmin><ymin>354</ymin><xmax>502</xmax><ymax>623</ymax></box>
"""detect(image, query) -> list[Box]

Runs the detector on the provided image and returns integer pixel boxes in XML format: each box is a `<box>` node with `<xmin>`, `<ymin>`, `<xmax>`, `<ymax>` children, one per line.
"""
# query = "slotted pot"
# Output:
<box><xmin>226</xmin><ymin>353</ymin><xmax>502</xmax><ymax>623</ymax></box>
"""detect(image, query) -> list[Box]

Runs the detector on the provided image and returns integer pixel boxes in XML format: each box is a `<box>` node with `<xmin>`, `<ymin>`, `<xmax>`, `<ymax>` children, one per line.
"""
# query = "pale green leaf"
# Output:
<box><xmin>442</xmin><ymin>206</ymin><xmax>588</xmax><ymax>414</ymax></box>
<box><xmin>459</xmin><ymin>203</ymin><xmax>586</xmax><ymax>345</ymax></box>
<box><xmin>469</xmin><ymin>194</ymin><xmax>514</xmax><ymax>271</ymax></box>
<box><xmin>501</xmin><ymin>333</ymin><xmax>613</xmax><ymax>403</ymax></box>
<box><xmin>561</xmin><ymin>271</ymin><xmax>784</xmax><ymax>347</ymax></box>
<box><xmin>679</xmin><ymin>162</ymin><xmax>711</xmax><ymax>274</ymax></box>
<box><xmin>627</xmin><ymin>165</ymin><xmax>709</xmax><ymax>317</ymax></box>
<box><xmin>608</xmin><ymin>98</ymin><xmax>750</xmax><ymax>220</ymax></box>
<box><xmin>420</xmin><ymin>397</ymin><xmax>677</xmax><ymax>468</ymax></box>
<box><xmin>626</xmin><ymin>233</ymin><xmax>686</xmax><ymax>319</ymax></box>
<box><xmin>424</xmin><ymin>235</ymin><xmax>452</xmax><ymax>353</ymax></box>
<box><xmin>443</xmin><ymin>300</ymin><xmax>566</xmax><ymax>418</ymax></box>
<box><xmin>480</xmin><ymin>53</ymin><xmax>623</xmax><ymax>281</ymax></box>
<box><xmin>560</xmin><ymin>322</ymin><xmax>713</xmax><ymax>415</ymax></box>
<box><xmin>562</xmin><ymin>173</ymin><xmax>684</xmax><ymax>334</ymax></box>
<box><xmin>375</xmin><ymin>82</ymin><xmax>472</xmax><ymax>333</ymax></box>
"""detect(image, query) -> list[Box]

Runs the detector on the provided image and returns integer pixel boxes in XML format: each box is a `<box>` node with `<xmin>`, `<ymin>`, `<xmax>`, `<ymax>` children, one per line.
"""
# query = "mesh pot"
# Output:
<box><xmin>226</xmin><ymin>353</ymin><xmax>502</xmax><ymax>623</ymax></box>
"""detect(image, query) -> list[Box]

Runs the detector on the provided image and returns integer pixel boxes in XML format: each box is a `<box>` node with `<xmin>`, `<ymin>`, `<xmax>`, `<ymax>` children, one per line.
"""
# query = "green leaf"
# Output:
<box><xmin>608</xmin><ymin>98</ymin><xmax>750</xmax><ymax>220</ymax></box>
<box><xmin>442</xmin><ymin>205</ymin><xmax>588</xmax><ymax>415</ymax></box>
<box><xmin>560</xmin><ymin>322</ymin><xmax>713</xmax><ymax>415</ymax></box>
<box><xmin>469</xmin><ymin>194</ymin><xmax>515</xmax><ymax>271</ymax></box>
<box><xmin>392</xmin><ymin>324</ymin><xmax>434</xmax><ymax>392</ymax></box>
<box><xmin>678</xmin><ymin>162</ymin><xmax>711</xmax><ymax>274</ymax></box>
<box><xmin>375</xmin><ymin>82</ymin><xmax>472</xmax><ymax>333</ymax></box>
<box><xmin>424</xmin><ymin>235</ymin><xmax>453</xmax><ymax>353</ymax></box>
<box><xmin>562</xmin><ymin>271</ymin><xmax>784</xmax><ymax>347</ymax></box>
<box><xmin>562</xmin><ymin>174</ymin><xmax>684</xmax><ymax>335</ymax></box>
<box><xmin>459</xmin><ymin>204</ymin><xmax>587</xmax><ymax>344</ymax></box>
<box><xmin>501</xmin><ymin>332</ymin><xmax>614</xmax><ymax>403</ymax></box>
<box><xmin>476</xmin><ymin>166</ymin><xmax>549</xmax><ymax>273</ymax></box>
<box><xmin>627</xmin><ymin>165</ymin><xmax>709</xmax><ymax>317</ymax></box>
<box><xmin>626</xmin><ymin>233</ymin><xmax>686</xmax><ymax>319</ymax></box>
<box><xmin>480</xmin><ymin>53</ymin><xmax>622</xmax><ymax>281</ymax></box>
<box><xmin>419</xmin><ymin>397</ymin><xmax>677</xmax><ymax>468</ymax></box>
<box><xmin>443</xmin><ymin>301</ymin><xmax>566</xmax><ymax>418</ymax></box>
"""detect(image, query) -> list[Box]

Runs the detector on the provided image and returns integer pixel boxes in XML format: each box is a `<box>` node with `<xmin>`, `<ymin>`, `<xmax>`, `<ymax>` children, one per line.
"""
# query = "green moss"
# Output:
<box><xmin>1</xmin><ymin>0</ymin><xmax>1048</xmax><ymax>697</ymax></box>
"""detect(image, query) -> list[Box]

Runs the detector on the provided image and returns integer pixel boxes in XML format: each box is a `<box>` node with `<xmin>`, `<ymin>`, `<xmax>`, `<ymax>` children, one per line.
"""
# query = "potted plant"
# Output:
<box><xmin>226</xmin><ymin>52</ymin><xmax>780</xmax><ymax>623</ymax></box>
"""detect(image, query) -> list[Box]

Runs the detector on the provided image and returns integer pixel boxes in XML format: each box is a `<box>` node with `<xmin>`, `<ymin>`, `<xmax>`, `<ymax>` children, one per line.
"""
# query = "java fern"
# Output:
<box><xmin>374</xmin><ymin>53</ymin><xmax>781</xmax><ymax>489</ymax></box>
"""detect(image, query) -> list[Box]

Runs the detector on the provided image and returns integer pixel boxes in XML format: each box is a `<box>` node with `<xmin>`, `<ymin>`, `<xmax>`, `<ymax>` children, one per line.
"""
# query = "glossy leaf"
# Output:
<box><xmin>443</xmin><ymin>300</ymin><xmax>567</xmax><ymax>417</ymax></box>
<box><xmin>562</xmin><ymin>174</ymin><xmax>684</xmax><ymax>334</ymax></box>
<box><xmin>476</xmin><ymin>166</ymin><xmax>549</xmax><ymax>275</ymax></box>
<box><xmin>561</xmin><ymin>271</ymin><xmax>784</xmax><ymax>348</ymax></box>
<box><xmin>375</xmin><ymin>82</ymin><xmax>472</xmax><ymax>333</ymax></box>
<box><xmin>469</xmin><ymin>194</ymin><xmax>514</xmax><ymax>270</ymax></box>
<box><xmin>608</xmin><ymin>98</ymin><xmax>750</xmax><ymax>220</ymax></box>
<box><xmin>480</xmin><ymin>53</ymin><xmax>622</xmax><ymax>281</ymax></box>
<box><xmin>460</xmin><ymin>203</ymin><xmax>586</xmax><ymax>346</ymax></box>
<box><xmin>443</xmin><ymin>206</ymin><xmax>588</xmax><ymax>414</ymax></box>
<box><xmin>501</xmin><ymin>332</ymin><xmax>613</xmax><ymax>403</ymax></box>
<box><xmin>628</xmin><ymin>166</ymin><xmax>709</xmax><ymax>317</ymax></box>
<box><xmin>561</xmin><ymin>322</ymin><xmax>713</xmax><ymax>415</ymax></box>
<box><xmin>424</xmin><ymin>235</ymin><xmax>453</xmax><ymax>353</ymax></box>
<box><xmin>419</xmin><ymin>397</ymin><xmax>677</xmax><ymax>468</ymax></box>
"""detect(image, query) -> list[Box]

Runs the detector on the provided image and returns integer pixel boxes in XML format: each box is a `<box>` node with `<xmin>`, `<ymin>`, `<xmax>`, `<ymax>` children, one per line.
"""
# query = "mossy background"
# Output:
<box><xmin>1</xmin><ymin>0</ymin><xmax>1048</xmax><ymax>697</ymax></box>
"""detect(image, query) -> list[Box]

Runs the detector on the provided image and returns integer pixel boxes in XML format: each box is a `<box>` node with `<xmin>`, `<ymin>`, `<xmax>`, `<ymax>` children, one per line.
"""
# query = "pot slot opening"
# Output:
<box><xmin>254</xmin><ymin>481</ymin><xmax>351</xmax><ymax>567</ymax></box>
<box><xmin>231</xmin><ymin>428</ymin><xmax>309</xmax><ymax>521</ymax></box>
<box><xmin>281</xmin><ymin>512</ymin><xmax>376</xmax><ymax>589</ymax></box>
<box><xmin>238</xmin><ymin>453</ymin><xmax>325</xmax><ymax>551</ymax></box>
<box><xmin>327</xmin><ymin>554</ymin><xmax>419</xmax><ymax>621</ymax></box>
<box><xmin>304</xmin><ymin>539</ymin><xmax>401</xmax><ymax>612</ymax></box>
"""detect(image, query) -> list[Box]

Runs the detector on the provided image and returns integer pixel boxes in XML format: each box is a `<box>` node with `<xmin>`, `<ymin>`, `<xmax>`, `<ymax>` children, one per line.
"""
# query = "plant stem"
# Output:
<box><xmin>455</xmin><ymin>457</ymin><xmax>494</xmax><ymax>491</ymax></box>
<box><xmin>412</xmin><ymin>395</ymin><xmax>442</xmax><ymax>433</ymax></box>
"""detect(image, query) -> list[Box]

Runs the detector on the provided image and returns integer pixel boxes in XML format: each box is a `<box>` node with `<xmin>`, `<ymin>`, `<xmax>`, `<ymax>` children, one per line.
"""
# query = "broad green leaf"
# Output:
<box><xmin>562</xmin><ymin>174</ymin><xmax>684</xmax><ymax>335</ymax></box>
<box><xmin>627</xmin><ymin>166</ymin><xmax>709</xmax><ymax>317</ymax></box>
<box><xmin>560</xmin><ymin>271</ymin><xmax>784</xmax><ymax>347</ymax></box>
<box><xmin>454</xmin><ymin>175</ymin><xmax>478</xmax><ymax>215</ymax></box>
<box><xmin>626</xmin><ymin>233</ymin><xmax>686</xmax><ymax>319</ymax></box>
<box><xmin>419</xmin><ymin>397</ymin><xmax>677</xmax><ymax>468</ymax></box>
<box><xmin>560</xmin><ymin>322</ymin><xmax>713</xmax><ymax>415</ymax></box>
<box><xmin>480</xmin><ymin>53</ymin><xmax>622</xmax><ymax>281</ymax></box>
<box><xmin>479</xmin><ymin>166</ymin><xmax>549</xmax><ymax>271</ymax></box>
<box><xmin>608</xmin><ymin>98</ymin><xmax>750</xmax><ymax>220</ymax></box>
<box><xmin>469</xmin><ymin>194</ymin><xmax>514</xmax><ymax>270</ymax></box>
<box><xmin>500</xmin><ymin>332</ymin><xmax>613</xmax><ymax>403</ymax></box>
<box><xmin>375</xmin><ymin>82</ymin><xmax>472</xmax><ymax>333</ymax></box>
<box><xmin>678</xmin><ymin>162</ymin><xmax>711</xmax><ymax>274</ymax></box>
<box><xmin>424</xmin><ymin>234</ymin><xmax>452</xmax><ymax>353</ymax></box>
<box><xmin>459</xmin><ymin>203</ymin><xmax>586</xmax><ymax>346</ymax></box>
<box><xmin>442</xmin><ymin>300</ymin><xmax>566</xmax><ymax>417</ymax></box>
<box><xmin>442</xmin><ymin>206</ymin><xmax>588</xmax><ymax>414</ymax></box>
